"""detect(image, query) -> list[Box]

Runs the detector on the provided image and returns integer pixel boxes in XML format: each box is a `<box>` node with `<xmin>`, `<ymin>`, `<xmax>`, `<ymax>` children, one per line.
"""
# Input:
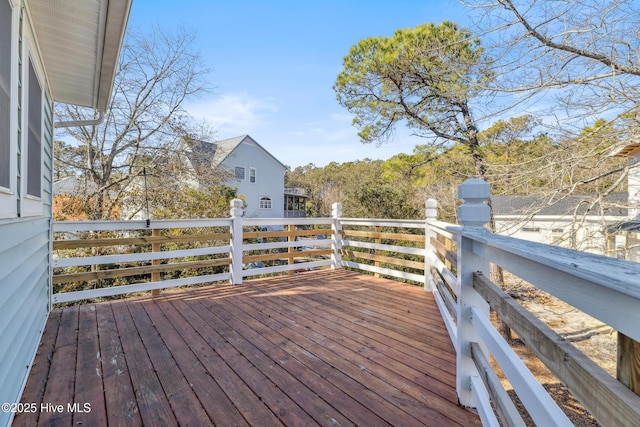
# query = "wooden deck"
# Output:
<box><xmin>14</xmin><ymin>270</ymin><xmax>480</xmax><ymax>427</ymax></box>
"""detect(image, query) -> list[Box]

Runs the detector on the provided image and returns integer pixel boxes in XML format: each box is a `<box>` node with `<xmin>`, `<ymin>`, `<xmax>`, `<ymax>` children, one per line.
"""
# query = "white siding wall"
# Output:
<box><xmin>495</xmin><ymin>216</ymin><xmax>616</xmax><ymax>255</ymax></box>
<box><xmin>0</xmin><ymin>219</ymin><xmax>50</xmax><ymax>421</ymax></box>
<box><xmin>222</xmin><ymin>139</ymin><xmax>285</xmax><ymax>218</ymax></box>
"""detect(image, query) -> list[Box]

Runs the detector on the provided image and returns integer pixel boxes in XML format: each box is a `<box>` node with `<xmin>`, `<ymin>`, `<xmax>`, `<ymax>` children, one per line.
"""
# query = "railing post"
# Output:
<box><xmin>424</xmin><ymin>198</ymin><xmax>438</xmax><ymax>291</ymax></box>
<box><xmin>374</xmin><ymin>225</ymin><xmax>382</xmax><ymax>278</ymax></box>
<box><xmin>288</xmin><ymin>224</ymin><xmax>295</xmax><ymax>276</ymax></box>
<box><xmin>456</xmin><ymin>179</ymin><xmax>491</xmax><ymax>407</ymax></box>
<box><xmin>151</xmin><ymin>228</ymin><xmax>162</xmax><ymax>295</ymax></box>
<box><xmin>618</xmin><ymin>333</ymin><xmax>640</xmax><ymax>395</ymax></box>
<box><xmin>230</xmin><ymin>199</ymin><xmax>244</xmax><ymax>285</ymax></box>
<box><xmin>331</xmin><ymin>202</ymin><xmax>343</xmax><ymax>270</ymax></box>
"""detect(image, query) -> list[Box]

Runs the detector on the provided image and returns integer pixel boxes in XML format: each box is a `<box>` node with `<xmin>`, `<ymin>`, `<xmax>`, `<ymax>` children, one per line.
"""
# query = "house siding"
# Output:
<box><xmin>222</xmin><ymin>137</ymin><xmax>286</xmax><ymax>218</ymax></box>
<box><xmin>0</xmin><ymin>219</ymin><xmax>50</xmax><ymax>427</ymax></box>
<box><xmin>0</xmin><ymin>2</ymin><xmax>52</xmax><ymax>426</ymax></box>
<box><xmin>492</xmin><ymin>193</ymin><xmax>628</xmax><ymax>256</ymax></box>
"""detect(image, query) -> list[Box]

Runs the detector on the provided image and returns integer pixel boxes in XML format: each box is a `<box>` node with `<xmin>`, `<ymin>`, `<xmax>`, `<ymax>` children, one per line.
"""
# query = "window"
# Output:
<box><xmin>0</xmin><ymin>0</ymin><xmax>11</xmax><ymax>189</ymax></box>
<box><xmin>551</xmin><ymin>228</ymin><xmax>564</xmax><ymax>245</ymax></box>
<box><xmin>522</xmin><ymin>227</ymin><xmax>540</xmax><ymax>233</ymax></box>
<box><xmin>26</xmin><ymin>58</ymin><xmax>42</xmax><ymax>198</ymax></box>
<box><xmin>259</xmin><ymin>197</ymin><xmax>272</xmax><ymax>209</ymax></box>
<box><xmin>0</xmin><ymin>0</ymin><xmax>16</xmax><ymax>218</ymax></box>
<box><xmin>234</xmin><ymin>166</ymin><xmax>245</xmax><ymax>180</ymax></box>
<box><xmin>21</xmin><ymin>44</ymin><xmax>44</xmax><ymax>217</ymax></box>
<box><xmin>249</xmin><ymin>167</ymin><xmax>256</xmax><ymax>183</ymax></box>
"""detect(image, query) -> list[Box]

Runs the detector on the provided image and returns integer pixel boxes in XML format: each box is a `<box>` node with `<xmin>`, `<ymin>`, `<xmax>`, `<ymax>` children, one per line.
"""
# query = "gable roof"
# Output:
<box><xmin>183</xmin><ymin>139</ymin><xmax>217</xmax><ymax>172</ymax></box>
<box><xmin>214</xmin><ymin>135</ymin><xmax>287</xmax><ymax>170</ymax></box>
<box><xmin>491</xmin><ymin>193</ymin><xmax>628</xmax><ymax>217</ymax></box>
<box><xmin>27</xmin><ymin>0</ymin><xmax>132</xmax><ymax>110</ymax></box>
<box><xmin>184</xmin><ymin>135</ymin><xmax>287</xmax><ymax>171</ymax></box>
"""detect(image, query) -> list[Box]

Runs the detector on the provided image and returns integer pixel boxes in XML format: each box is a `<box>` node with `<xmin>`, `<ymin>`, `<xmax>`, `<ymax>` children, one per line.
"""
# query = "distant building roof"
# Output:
<box><xmin>613</xmin><ymin>220</ymin><xmax>640</xmax><ymax>232</ymax></box>
<box><xmin>184</xmin><ymin>135</ymin><xmax>286</xmax><ymax>171</ymax></box>
<box><xmin>183</xmin><ymin>139</ymin><xmax>217</xmax><ymax>172</ymax></box>
<box><xmin>284</xmin><ymin>186</ymin><xmax>308</xmax><ymax>197</ymax></box>
<box><xmin>213</xmin><ymin>135</ymin><xmax>248</xmax><ymax>164</ymax></box>
<box><xmin>53</xmin><ymin>175</ymin><xmax>97</xmax><ymax>195</ymax></box>
<box><xmin>491</xmin><ymin>193</ymin><xmax>628</xmax><ymax>217</ymax></box>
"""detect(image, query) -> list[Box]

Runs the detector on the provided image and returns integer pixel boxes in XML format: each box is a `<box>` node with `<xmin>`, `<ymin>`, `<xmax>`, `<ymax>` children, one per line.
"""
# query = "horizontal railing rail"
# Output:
<box><xmin>240</xmin><ymin>216</ymin><xmax>335</xmax><ymax>278</ymax></box>
<box><xmin>338</xmin><ymin>217</ymin><xmax>426</xmax><ymax>284</ymax></box>
<box><xmin>52</xmin><ymin>219</ymin><xmax>234</xmax><ymax>303</ymax></box>
<box><xmin>426</xmin><ymin>211</ymin><xmax>460</xmax><ymax>346</ymax></box>
<box><xmin>51</xmin><ymin>203</ymin><xmax>433</xmax><ymax>304</ymax></box>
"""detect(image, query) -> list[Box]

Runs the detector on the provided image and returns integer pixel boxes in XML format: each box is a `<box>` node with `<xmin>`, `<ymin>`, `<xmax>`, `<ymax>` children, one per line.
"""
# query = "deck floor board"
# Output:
<box><xmin>95</xmin><ymin>303</ymin><xmax>142</xmax><ymax>426</ymax></box>
<box><xmin>14</xmin><ymin>270</ymin><xmax>480</xmax><ymax>427</ymax></box>
<box><xmin>141</xmin><ymin>299</ymin><xmax>252</xmax><ymax>427</ymax></box>
<box><xmin>238</xmin><ymin>285</ymin><xmax>463</xmax><ymax>421</ymax></box>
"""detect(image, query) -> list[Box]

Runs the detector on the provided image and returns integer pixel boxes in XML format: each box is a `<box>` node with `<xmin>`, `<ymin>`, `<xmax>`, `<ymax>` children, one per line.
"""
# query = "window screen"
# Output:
<box><xmin>0</xmin><ymin>0</ymin><xmax>12</xmax><ymax>189</ymax></box>
<box><xmin>234</xmin><ymin>166</ymin><xmax>245</xmax><ymax>180</ymax></box>
<box><xmin>26</xmin><ymin>59</ymin><xmax>42</xmax><ymax>198</ymax></box>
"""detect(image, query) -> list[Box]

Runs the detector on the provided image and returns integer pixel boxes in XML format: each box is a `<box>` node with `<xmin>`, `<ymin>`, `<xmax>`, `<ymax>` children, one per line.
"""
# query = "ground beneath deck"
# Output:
<box><xmin>14</xmin><ymin>269</ymin><xmax>480</xmax><ymax>427</ymax></box>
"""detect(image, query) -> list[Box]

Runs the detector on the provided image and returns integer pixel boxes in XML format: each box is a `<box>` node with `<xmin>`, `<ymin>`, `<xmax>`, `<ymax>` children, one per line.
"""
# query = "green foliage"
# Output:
<box><xmin>287</xmin><ymin>159</ymin><xmax>422</xmax><ymax>220</ymax></box>
<box><xmin>302</xmin><ymin>114</ymin><xmax>626</xmax><ymax>223</ymax></box>
<box><xmin>152</xmin><ymin>185</ymin><xmax>238</xmax><ymax>219</ymax></box>
<box><xmin>334</xmin><ymin>21</ymin><xmax>490</xmax><ymax>150</ymax></box>
<box><xmin>479</xmin><ymin>115</ymin><xmax>555</xmax><ymax>195</ymax></box>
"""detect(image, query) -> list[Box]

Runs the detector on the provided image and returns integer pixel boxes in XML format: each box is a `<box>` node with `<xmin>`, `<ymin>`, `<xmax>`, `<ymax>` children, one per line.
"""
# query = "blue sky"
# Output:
<box><xmin>128</xmin><ymin>0</ymin><xmax>472</xmax><ymax>168</ymax></box>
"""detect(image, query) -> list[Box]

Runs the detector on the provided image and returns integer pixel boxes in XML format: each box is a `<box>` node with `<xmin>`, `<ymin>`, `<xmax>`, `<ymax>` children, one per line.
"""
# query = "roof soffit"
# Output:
<box><xmin>26</xmin><ymin>0</ymin><xmax>131</xmax><ymax>110</ymax></box>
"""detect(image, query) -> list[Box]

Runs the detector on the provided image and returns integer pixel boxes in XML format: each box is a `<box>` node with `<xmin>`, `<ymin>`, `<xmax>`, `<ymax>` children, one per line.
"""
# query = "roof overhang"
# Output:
<box><xmin>27</xmin><ymin>0</ymin><xmax>132</xmax><ymax>111</ymax></box>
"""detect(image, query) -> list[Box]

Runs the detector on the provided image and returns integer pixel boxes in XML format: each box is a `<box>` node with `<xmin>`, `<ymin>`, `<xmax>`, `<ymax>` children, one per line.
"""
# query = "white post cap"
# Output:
<box><xmin>332</xmin><ymin>202</ymin><xmax>343</xmax><ymax>218</ymax></box>
<box><xmin>458</xmin><ymin>179</ymin><xmax>490</xmax><ymax>227</ymax></box>
<box><xmin>426</xmin><ymin>198</ymin><xmax>438</xmax><ymax>220</ymax></box>
<box><xmin>230</xmin><ymin>198</ymin><xmax>244</xmax><ymax>217</ymax></box>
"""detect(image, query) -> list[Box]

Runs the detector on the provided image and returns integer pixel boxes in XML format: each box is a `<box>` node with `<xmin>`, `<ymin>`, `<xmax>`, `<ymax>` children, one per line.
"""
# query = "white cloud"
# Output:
<box><xmin>329</xmin><ymin>112</ymin><xmax>353</xmax><ymax>123</ymax></box>
<box><xmin>187</xmin><ymin>93</ymin><xmax>278</xmax><ymax>135</ymax></box>
<box><xmin>293</xmin><ymin>112</ymin><xmax>358</xmax><ymax>142</ymax></box>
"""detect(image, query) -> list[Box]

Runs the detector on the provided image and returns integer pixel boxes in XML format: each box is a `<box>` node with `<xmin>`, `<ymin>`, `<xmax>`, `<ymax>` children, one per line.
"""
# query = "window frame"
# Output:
<box><xmin>259</xmin><ymin>197</ymin><xmax>272</xmax><ymax>210</ymax></box>
<box><xmin>20</xmin><ymin>35</ymin><xmax>45</xmax><ymax>217</ymax></box>
<box><xmin>249</xmin><ymin>167</ymin><xmax>256</xmax><ymax>184</ymax></box>
<box><xmin>0</xmin><ymin>0</ymin><xmax>18</xmax><ymax>219</ymax></box>
<box><xmin>522</xmin><ymin>227</ymin><xmax>540</xmax><ymax>233</ymax></box>
<box><xmin>234</xmin><ymin>165</ymin><xmax>246</xmax><ymax>181</ymax></box>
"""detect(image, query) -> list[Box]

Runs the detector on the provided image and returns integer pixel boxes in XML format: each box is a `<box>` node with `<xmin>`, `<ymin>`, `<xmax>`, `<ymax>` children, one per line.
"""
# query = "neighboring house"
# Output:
<box><xmin>611</xmin><ymin>142</ymin><xmax>640</xmax><ymax>261</ymax></box>
<box><xmin>183</xmin><ymin>135</ymin><xmax>289</xmax><ymax>218</ymax></box>
<box><xmin>284</xmin><ymin>186</ymin><xmax>309</xmax><ymax>218</ymax></box>
<box><xmin>493</xmin><ymin>142</ymin><xmax>640</xmax><ymax>261</ymax></box>
<box><xmin>0</xmin><ymin>1</ymin><xmax>130</xmax><ymax>425</ymax></box>
<box><xmin>492</xmin><ymin>193</ymin><xmax>628</xmax><ymax>256</ymax></box>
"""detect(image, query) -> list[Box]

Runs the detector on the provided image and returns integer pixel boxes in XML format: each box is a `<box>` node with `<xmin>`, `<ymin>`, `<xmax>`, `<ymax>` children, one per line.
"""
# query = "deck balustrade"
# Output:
<box><xmin>49</xmin><ymin>179</ymin><xmax>640</xmax><ymax>426</ymax></box>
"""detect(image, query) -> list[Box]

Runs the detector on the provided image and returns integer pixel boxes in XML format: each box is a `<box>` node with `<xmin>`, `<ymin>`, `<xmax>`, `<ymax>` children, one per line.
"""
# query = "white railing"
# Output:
<box><xmin>52</xmin><ymin>218</ymin><xmax>234</xmax><ymax>303</ymax></box>
<box><xmin>426</xmin><ymin>179</ymin><xmax>640</xmax><ymax>427</ymax></box>
<box><xmin>338</xmin><ymin>216</ymin><xmax>426</xmax><ymax>284</ymax></box>
<box><xmin>52</xmin><ymin>201</ymin><xmax>429</xmax><ymax>303</ymax></box>
<box><xmin>51</xmin><ymin>180</ymin><xmax>640</xmax><ymax>426</ymax></box>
